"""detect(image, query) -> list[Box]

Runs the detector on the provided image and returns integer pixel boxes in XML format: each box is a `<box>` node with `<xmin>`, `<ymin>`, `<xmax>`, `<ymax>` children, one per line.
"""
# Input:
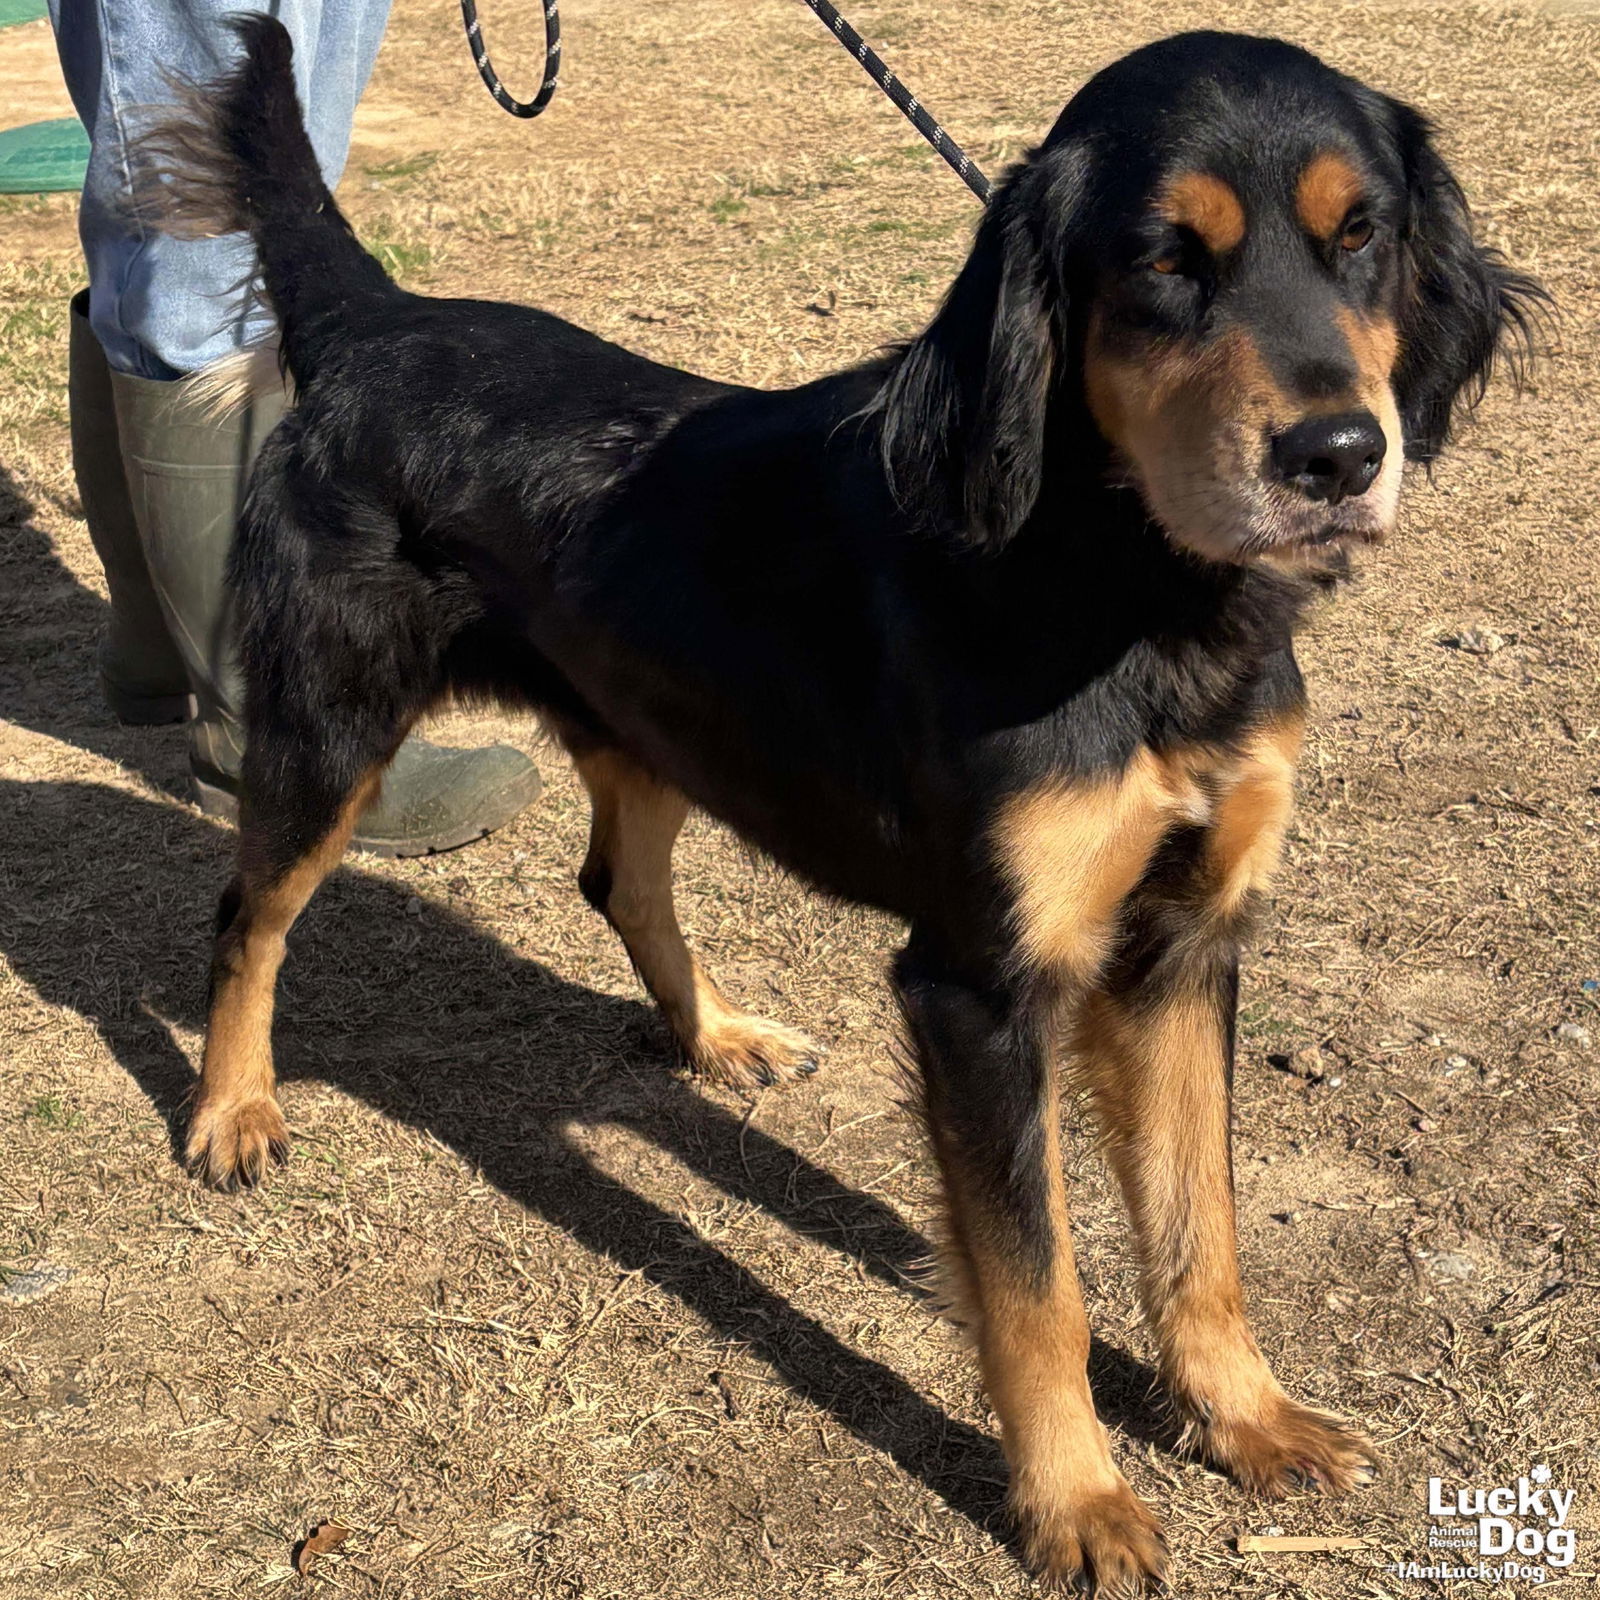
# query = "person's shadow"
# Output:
<box><xmin>0</xmin><ymin>459</ymin><xmax>1172</xmax><ymax>1548</ymax></box>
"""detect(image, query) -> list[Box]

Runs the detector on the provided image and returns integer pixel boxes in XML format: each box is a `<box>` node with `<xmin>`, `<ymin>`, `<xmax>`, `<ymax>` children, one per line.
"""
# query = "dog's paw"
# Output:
<box><xmin>685</xmin><ymin>1010</ymin><xmax>821</xmax><ymax>1091</ymax></box>
<box><xmin>185</xmin><ymin>1095</ymin><xmax>289</xmax><ymax>1190</ymax></box>
<box><xmin>1014</xmin><ymin>1477</ymin><xmax>1169</xmax><ymax>1597</ymax></box>
<box><xmin>1194</xmin><ymin>1393</ymin><xmax>1376</xmax><ymax>1499</ymax></box>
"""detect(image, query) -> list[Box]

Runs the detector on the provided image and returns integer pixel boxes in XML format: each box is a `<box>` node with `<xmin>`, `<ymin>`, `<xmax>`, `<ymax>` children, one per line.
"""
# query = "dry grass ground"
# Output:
<box><xmin>1</xmin><ymin>0</ymin><xmax>1597</xmax><ymax>1595</ymax></box>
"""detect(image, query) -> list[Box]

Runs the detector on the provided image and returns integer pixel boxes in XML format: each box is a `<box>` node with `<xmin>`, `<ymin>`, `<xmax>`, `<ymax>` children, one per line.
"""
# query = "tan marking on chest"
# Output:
<box><xmin>996</xmin><ymin>718</ymin><xmax>1306</xmax><ymax>975</ymax></box>
<box><xmin>996</xmin><ymin>748</ymin><xmax>1206</xmax><ymax>978</ymax></box>
<box><xmin>1206</xmin><ymin>712</ymin><xmax>1305</xmax><ymax>918</ymax></box>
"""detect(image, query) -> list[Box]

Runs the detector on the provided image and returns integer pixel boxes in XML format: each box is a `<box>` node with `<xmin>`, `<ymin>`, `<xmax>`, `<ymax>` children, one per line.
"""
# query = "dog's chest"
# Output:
<box><xmin>991</xmin><ymin>718</ymin><xmax>1303</xmax><ymax>976</ymax></box>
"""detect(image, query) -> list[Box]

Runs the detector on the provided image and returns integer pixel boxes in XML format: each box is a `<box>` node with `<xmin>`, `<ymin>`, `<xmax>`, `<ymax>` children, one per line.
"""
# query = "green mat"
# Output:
<box><xmin>0</xmin><ymin>0</ymin><xmax>49</xmax><ymax>27</ymax></box>
<box><xmin>0</xmin><ymin>117</ymin><xmax>89</xmax><ymax>193</ymax></box>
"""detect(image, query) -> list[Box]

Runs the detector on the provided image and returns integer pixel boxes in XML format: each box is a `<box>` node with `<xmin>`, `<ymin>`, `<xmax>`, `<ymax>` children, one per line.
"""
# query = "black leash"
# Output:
<box><xmin>797</xmin><ymin>0</ymin><xmax>990</xmax><ymax>202</ymax></box>
<box><xmin>460</xmin><ymin>0</ymin><xmax>990</xmax><ymax>202</ymax></box>
<box><xmin>459</xmin><ymin>0</ymin><xmax>561</xmax><ymax>118</ymax></box>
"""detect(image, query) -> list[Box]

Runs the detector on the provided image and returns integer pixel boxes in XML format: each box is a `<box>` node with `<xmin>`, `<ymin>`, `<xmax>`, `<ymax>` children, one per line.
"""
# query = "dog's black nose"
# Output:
<box><xmin>1271</xmin><ymin>412</ymin><xmax>1386</xmax><ymax>504</ymax></box>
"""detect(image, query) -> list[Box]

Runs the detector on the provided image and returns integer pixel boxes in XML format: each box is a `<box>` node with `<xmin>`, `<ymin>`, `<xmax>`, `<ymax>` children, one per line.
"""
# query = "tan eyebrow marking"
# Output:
<box><xmin>1296</xmin><ymin>151</ymin><xmax>1365</xmax><ymax>239</ymax></box>
<box><xmin>1157</xmin><ymin>171</ymin><xmax>1246</xmax><ymax>254</ymax></box>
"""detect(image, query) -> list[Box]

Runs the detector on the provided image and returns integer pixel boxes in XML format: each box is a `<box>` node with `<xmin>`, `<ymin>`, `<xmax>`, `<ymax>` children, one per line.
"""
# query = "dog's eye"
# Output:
<box><xmin>1340</xmin><ymin>217</ymin><xmax>1374</xmax><ymax>253</ymax></box>
<box><xmin>1151</xmin><ymin>253</ymin><xmax>1183</xmax><ymax>275</ymax></box>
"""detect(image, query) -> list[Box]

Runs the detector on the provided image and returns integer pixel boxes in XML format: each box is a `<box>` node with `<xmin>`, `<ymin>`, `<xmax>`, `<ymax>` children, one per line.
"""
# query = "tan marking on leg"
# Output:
<box><xmin>1295</xmin><ymin>151</ymin><xmax>1365</xmax><ymax>241</ymax></box>
<box><xmin>189</xmin><ymin>769</ymin><xmax>383</xmax><ymax>1188</ymax></box>
<box><xmin>994</xmin><ymin>748</ymin><xmax>1200</xmax><ymax>980</ymax></box>
<box><xmin>1076</xmin><ymin>987</ymin><xmax>1258</xmax><ymax>1396</ymax></box>
<box><xmin>1159</xmin><ymin>170</ymin><xmax>1246</xmax><ymax>254</ymax></box>
<box><xmin>932</xmin><ymin>1069</ymin><xmax>1168</xmax><ymax>1590</ymax></box>
<box><xmin>1076</xmin><ymin>988</ymin><xmax>1374</xmax><ymax>1497</ymax></box>
<box><xmin>573</xmin><ymin>749</ymin><xmax>816</xmax><ymax>1090</ymax></box>
<box><xmin>1208</xmin><ymin>711</ymin><xmax>1304</xmax><ymax>920</ymax></box>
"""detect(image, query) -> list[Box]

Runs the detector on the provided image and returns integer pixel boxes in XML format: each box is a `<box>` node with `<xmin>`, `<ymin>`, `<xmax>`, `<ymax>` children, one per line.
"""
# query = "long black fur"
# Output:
<box><xmin>139</xmin><ymin>2</ymin><xmax>1541</xmax><ymax>1261</ymax></box>
<box><xmin>141</xmin><ymin>23</ymin><xmax>1538</xmax><ymax>1583</ymax></box>
<box><xmin>134</xmin><ymin>20</ymin><xmax>1542</xmax><ymax>906</ymax></box>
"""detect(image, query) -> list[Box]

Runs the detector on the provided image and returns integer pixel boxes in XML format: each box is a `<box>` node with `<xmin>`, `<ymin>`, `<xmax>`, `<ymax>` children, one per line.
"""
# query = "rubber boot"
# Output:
<box><xmin>92</xmin><ymin>322</ymin><xmax>541</xmax><ymax>856</ymax></box>
<box><xmin>68</xmin><ymin>290</ymin><xmax>191</xmax><ymax>724</ymax></box>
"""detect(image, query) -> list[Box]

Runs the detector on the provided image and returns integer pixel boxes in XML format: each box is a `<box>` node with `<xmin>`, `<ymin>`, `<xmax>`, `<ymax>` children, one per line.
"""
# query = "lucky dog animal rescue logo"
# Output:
<box><xmin>1389</xmin><ymin>1464</ymin><xmax>1579</xmax><ymax>1585</ymax></box>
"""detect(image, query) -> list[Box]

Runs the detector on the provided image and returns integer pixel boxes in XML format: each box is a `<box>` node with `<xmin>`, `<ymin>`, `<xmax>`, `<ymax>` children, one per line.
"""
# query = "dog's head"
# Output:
<box><xmin>880</xmin><ymin>31</ymin><xmax>1542</xmax><ymax>563</ymax></box>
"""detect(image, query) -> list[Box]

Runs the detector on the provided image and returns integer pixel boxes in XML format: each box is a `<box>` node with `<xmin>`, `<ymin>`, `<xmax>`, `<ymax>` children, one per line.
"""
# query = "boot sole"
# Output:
<box><xmin>192</xmin><ymin>766</ymin><xmax>543</xmax><ymax>860</ymax></box>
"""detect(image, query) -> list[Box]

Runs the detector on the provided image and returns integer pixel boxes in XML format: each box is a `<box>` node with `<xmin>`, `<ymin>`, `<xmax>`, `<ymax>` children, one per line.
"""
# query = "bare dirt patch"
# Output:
<box><xmin>1</xmin><ymin>2</ymin><xmax>1596</xmax><ymax>1596</ymax></box>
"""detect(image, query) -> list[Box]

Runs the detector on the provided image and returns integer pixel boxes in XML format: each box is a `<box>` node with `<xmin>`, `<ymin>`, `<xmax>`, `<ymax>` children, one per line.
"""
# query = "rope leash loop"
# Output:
<box><xmin>459</xmin><ymin>0</ymin><xmax>561</xmax><ymax>118</ymax></box>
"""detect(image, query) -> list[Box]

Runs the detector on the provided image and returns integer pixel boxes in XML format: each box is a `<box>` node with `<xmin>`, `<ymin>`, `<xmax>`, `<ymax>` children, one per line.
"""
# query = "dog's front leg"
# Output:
<box><xmin>1072</xmin><ymin>718</ymin><xmax>1376</xmax><ymax>1499</ymax></box>
<box><xmin>1074</xmin><ymin>949</ymin><xmax>1376</xmax><ymax>1500</ymax></box>
<box><xmin>894</xmin><ymin>942</ymin><xmax>1168</xmax><ymax>1597</ymax></box>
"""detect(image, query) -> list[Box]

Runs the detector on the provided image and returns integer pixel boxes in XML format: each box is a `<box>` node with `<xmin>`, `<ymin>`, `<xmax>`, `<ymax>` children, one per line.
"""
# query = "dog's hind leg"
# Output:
<box><xmin>894</xmin><ymin>942</ymin><xmax>1168</xmax><ymax>1596</ymax></box>
<box><xmin>183</xmin><ymin>448</ymin><xmax>468</xmax><ymax>1186</ymax></box>
<box><xmin>568</xmin><ymin>745</ymin><xmax>818</xmax><ymax>1090</ymax></box>
<box><xmin>187</xmin><ymin>738</ymin><xmax>401</xmax><ymax>1189</ymax></box>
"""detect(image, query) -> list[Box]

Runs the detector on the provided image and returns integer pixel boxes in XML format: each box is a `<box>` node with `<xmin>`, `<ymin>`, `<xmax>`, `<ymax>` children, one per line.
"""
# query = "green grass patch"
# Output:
<box><xmin>0</xmin><ymin>193</ymin><xmax>56</xmax><ymax>219</ymax></box>
<box><xmin>0</xmin><ymin>302</ymin><xmax>65</xmax><ymax>344</ymax></box>
<box><xmin>363</xmin><ymin>150</ymin><xmax>441</xmax><ymax>184</ymax></box>
<box><xmin>363</xmin><ymin>218</ymin><xmax>434</xmax><ymax>281</ymax></box>
<box><xmin>1238</xmin><ymin>1000</ymin><xmax>1296</xmax><ymax>1041</ymax></box>
<box><xmin>0</xmin><ymin>255</ymin><xmax>81</xmax><ymax>301</ymax></box>
<box><xmin>26</xmin><ymin>1094</ymin><xmax>84</xmax><ymax>1131</ymax></box>
<box><xmin>853</xmin><ymin>213</ymin><xmax>967</xmax><ymax>245</ymax></box>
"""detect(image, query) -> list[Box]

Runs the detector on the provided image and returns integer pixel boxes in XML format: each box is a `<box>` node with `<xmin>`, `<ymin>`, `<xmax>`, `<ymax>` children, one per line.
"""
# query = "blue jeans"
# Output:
<box><xmin>50</xmin><ymin>0</ymin><xmax>393</xmax><ymax>378</ymax></box>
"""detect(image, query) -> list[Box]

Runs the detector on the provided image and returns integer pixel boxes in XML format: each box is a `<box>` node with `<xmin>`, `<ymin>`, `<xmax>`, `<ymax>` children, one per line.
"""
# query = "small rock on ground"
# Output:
<box><xmin>1452</xmin><ymin>626</ymin><xmax>1505</xmax><ymax>655</ymax></box>
<box><xmin>0</xmin><ymin>1265</ymin><xmax>73</xmax><ymax>1306</ymax></box>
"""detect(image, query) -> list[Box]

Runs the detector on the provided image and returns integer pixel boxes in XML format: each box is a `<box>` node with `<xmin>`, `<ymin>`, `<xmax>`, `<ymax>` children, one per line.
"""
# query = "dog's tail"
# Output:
<box><xmin>134</xmin><ymin>13</ymin><xmax>395</xmax><ymax>385</ymax></box>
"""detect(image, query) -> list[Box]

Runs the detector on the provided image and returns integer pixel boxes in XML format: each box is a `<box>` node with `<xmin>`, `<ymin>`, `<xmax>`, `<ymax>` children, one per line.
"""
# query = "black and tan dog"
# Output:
<box><xmin>142</xmin><ymin>18</ymin><xmax>1536</xmax><ymax>1593</ymax></box>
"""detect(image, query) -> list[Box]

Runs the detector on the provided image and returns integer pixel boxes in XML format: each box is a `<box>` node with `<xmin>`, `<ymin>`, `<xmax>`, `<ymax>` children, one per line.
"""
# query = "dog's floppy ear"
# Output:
<box><xmin>878</xmin><ymin>155</ymin><xmax>1080</xmax><ymax>547</ymax></box>
<box><xmin>1383</xmin><ymin>98</ymin><xmax>1544</xmax><ymax>464</ymax></box>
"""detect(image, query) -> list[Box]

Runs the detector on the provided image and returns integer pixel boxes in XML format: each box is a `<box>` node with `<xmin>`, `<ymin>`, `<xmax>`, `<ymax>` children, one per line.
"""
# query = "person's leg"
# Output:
<box><xmin>52</xmin><ymin>0</ymin><xmax>392</xmax><ymax>377</ymax></box>
<box><xmin>52</xmin><ymin>0</ymin><xmax>541</xmax><ymax>853</ymax></box>
<box><xmin>67</xmin><ymin>289</ymin><xmax>190</xmax><ymax>722</ymax></box>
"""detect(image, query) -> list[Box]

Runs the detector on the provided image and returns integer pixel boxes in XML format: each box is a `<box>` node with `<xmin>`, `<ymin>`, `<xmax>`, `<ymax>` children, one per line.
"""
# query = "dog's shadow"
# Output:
<box><xmin>0</xmin><ymin>459</ymin><xmax>1173</xmax><ymax>1544</ymax></box>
